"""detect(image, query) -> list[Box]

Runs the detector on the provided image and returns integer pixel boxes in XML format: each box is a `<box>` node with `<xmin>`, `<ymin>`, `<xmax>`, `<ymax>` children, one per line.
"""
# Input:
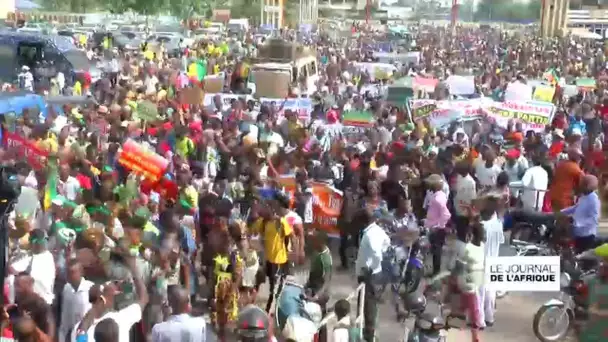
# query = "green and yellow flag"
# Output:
<box><xmin>43</xmin><ymin>158</ymin><xmax>58</xmax><ymax>210</ymax></box>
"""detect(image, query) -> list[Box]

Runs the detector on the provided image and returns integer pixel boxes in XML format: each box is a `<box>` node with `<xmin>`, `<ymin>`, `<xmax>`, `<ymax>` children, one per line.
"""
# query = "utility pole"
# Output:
<box><xmin>366</xmin><ymin>0</ymin><xmax>371</xmax><ymax>25</ymax></box>
<box><xmin>451</xmin><ymin>0</ymin><xmax>458</xmax><ymax>35</ymax></box>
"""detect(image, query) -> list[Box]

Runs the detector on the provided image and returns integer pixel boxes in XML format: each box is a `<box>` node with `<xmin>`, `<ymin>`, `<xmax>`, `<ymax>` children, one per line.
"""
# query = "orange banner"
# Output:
<box><xmin>278</xmin><ymin>176</ymin><xmax>343</xmax><ymax>236</ymax></box>
<box><xmin>118</xmin><ymin>139</ymin><xmax>169</xmax><ymax>182</ymax></box>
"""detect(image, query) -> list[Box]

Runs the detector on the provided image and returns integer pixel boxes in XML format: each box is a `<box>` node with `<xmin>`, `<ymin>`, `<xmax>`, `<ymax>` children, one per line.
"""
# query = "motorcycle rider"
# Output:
<box><xmin>560</xmin><ymin>174</ymin><xmax>600</xmax><ymax>254</ymax></box>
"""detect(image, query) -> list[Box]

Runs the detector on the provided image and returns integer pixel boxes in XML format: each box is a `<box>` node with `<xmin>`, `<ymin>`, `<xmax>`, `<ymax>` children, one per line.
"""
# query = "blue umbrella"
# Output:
<box><xmin>16</xmin><ymin>0</ymin><xmax>41</xmax><ymax>10</ymax></box>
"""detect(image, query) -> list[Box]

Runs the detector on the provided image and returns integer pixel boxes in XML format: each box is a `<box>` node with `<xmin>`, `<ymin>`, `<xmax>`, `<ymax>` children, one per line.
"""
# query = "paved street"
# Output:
<box><xmin>204</xmin><ymin>222</ymin><xmax>608</xmax><ymax>341</ymax></box>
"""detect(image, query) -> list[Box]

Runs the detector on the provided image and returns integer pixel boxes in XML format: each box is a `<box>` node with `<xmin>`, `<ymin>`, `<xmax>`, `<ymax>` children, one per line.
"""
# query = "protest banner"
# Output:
<box><xmin>277</xmin><ymin>176</ymin><xmax>343</xmax><ymax>236</ymax></box>
<box><xmin>409</xmin><ymin>99</ymin><xmax>485</xmax><ymax>126</ymax></box>
<box><xmin>482</xmin><ymin>101</ymin><xmax>555</xmax><ymax>133</ymax></box>
<box><xmin>2</xmin><ymin>132</ymin><xmax>48</xmax><ymax>170</ymax></box>
<box><xmin>342</xmin><ymin>110</ymin><xmax>374</xmax><ymax>127</ymax></box>
<box><xmin>118</xmin><ymin>139</ymin><xmax>169</xmax><ymax>182</ymax></box>
<box><xmin>260</xmin><ymin>97</ymin><xmax>313</xmax><ymax>121</ymax></box>
<box><xmin>408</xmin><ymin>99</ymin><xmax>437</xmax><ymax>120</ymax></box>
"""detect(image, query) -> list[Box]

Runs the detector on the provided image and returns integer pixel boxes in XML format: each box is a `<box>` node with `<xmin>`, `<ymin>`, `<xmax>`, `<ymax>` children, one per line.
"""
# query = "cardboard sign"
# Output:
<box><xmin>2</xmin><ymin>132</ymin><xmax>48</xmax><ymax>170</ymax></box>
<box><xmin>182</xmin><ymin>87</ymin><xmax>205</xmax><ymax>105</ymax></box>
<box><xmin>203</xmin><ymin>74</ymin><xmax>224</xmax><ymax>93</ymax></box>
<box><xmin>137</xmin><ymin>101</ymin><xmax>159</xmax><ymax>122</ymax></box>
<box><xmin>533</xmin><ymin>85</ymin><xmax>556</xmax><ymax>103</ymax></box>
<box><xmin>253</xmin><ymin>71</ymin><xmax>290</xmax><ymax>99</ymax></box>
<box><xmin>278</xmin><ymin>176</ymin><xmax>343</xmax><ymax>236</ymax></box>
<box><xmin>118</xmin><ymin>139</ymin><xmax>169</xmax><ymax>182</ymax></box>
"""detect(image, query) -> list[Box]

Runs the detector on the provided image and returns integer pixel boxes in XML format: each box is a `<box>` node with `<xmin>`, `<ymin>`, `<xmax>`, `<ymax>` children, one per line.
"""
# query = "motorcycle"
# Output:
<box><xmin>384</xmin><ymin>242</ymin><xmax>425</xmax><ymax>295</ymax></box>
<box><xmin>275</xmin><ymin>280</ymin><xmax>324</xmax><ymax>342</ymax></box>
<box><xmin>505</xmin><ymin>208</ymin><xmax>556</xmax><ymax>244</ymax></box>
<box><xmin>532</xmin><ymin>260</ymin><xmax>595</xmax><ymax>342</ymax></box>
<box><xmin>400</xmin><ymin>283</ymin><xmax>453</xmax><ymax>342</ymax></box>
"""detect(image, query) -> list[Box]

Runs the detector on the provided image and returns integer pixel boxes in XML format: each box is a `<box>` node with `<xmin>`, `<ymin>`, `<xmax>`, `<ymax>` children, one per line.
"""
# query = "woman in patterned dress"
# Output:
<box><xmin>211</xmin><ymin>230</ymin><xmax>243</xmax><ymax>341</ymax></box>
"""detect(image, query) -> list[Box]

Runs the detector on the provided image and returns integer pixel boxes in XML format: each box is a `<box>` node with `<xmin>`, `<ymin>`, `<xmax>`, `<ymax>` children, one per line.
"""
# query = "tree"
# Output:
<box><xmin>474</xmin><ymin>0</ymin><xmax>540</xmax><ymax>23</ymax></box>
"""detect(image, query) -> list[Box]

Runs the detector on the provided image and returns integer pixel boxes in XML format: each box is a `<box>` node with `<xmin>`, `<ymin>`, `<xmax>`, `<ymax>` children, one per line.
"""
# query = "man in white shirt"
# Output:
<box><xmin>58</xmin><ymin>164</ymin><xmax>81</xmax><ymax>201</ymax></box>
<box><xmin>520</xmin><ymin>156</ymin><xmax>549</xmax><ymax>211</ymax></box>
<box><xmin>9</xmin><ymin>229</ymin><xmax>56</xmax><ymax>305</ymax></box>
<box><xmin>144</xmin><ymin>72</ymin><xmax>159</xmax><ymax>95</ymax></box>
<box><xmin>59</xmin><ymin>259</ymin><xmax>94</xmax><ymax>342</ymax></box>
<box><xmin>71</xmin><ymin>252</ymin><xmax>149</xmax><ymax>342</ymax></box>
<box><xmin>18</xmin><ymin>65</ymin><xmax>34</xmax><ymax>91</ymax></box>
<box><xmin>475</xmin><ymin>150</ymin><xmax>502</xmax><ymax>189</ymax></box>
<box><xmin>479</xmin><ymin>195</ymin><xmax>505</xmax><ymax>327</ymax></box>
<box><xmin>354</xmin><ymin>207</ymin><xmax>390</xmax><ymax>342</ymax></box>
<box><xmin>453</xmin><ymin>162</ymin><xmax>477</xmax><ymax>242</ymax></box>
<box><xmin>151</xmin><ymin>285</ymin><xmax>207</xmax><ymax>342</ymax></box>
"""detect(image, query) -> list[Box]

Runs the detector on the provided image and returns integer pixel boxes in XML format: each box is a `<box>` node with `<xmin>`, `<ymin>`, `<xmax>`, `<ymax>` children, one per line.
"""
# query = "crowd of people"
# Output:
<box><xmin>1</xmin><ymin>22</ymin><xmax>608</xmax><ymax>342</ymax></box>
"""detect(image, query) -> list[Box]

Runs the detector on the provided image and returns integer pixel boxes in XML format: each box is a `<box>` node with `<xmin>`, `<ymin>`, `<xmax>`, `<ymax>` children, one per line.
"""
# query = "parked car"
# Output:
<box><xmin>146</xmin><ymin>34</ymin><xmax>184</xmax><ymax>57</ymax></box>
<box><xmin>0</xmin><ymin>32</ymin><xmax>101</xmax><ymax>85</ymax></box>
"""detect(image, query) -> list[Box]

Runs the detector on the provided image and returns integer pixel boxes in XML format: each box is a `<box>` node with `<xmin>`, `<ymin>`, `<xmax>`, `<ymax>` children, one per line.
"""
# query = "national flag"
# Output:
<box><xmin>342</xmin><ymin>110</ymin><xmax>374</xmax><ymax>128</ymax></box>
<box><xmin>543</xmin><ymin>68</ymin><xmax>560</xmax><ymax>85</ymax></box>
<box><xmin>43</xmin><ymin>158</ymin><xmax>58</xmax><ymax>210</ymax></box>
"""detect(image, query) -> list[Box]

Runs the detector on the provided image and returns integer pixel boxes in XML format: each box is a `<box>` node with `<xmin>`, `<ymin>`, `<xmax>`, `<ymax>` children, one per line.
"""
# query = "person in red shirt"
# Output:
<box><xmin>326</xmin><ymin>106</ymin><xmax>340</xmax><ymax>124</ymax></box>
<box><xmin>549</xmin><ymin>129</ymin><xmax>566</xmax><ymax>160</ymax></box>
<box><xmin>552</xmin><ymin>112</ymin><xmax>568</xmax><ymax>130</ymax></box>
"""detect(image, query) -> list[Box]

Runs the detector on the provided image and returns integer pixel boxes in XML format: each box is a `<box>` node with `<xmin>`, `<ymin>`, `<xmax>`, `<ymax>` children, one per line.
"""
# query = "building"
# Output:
<box><xmin>541</xmin><ymin>0</ymin><xmax>570</xmax><ymax>37</ymax></box>
<box><xmin>261</xmin><ymin>0</ymin><xmax>284</xmax><ymax>28</ymax></box>
<box><xmin>568</xmin><ymin>1</ymin><xmax>608</xmax><ymax>37</ymax></box>
<box><xmin>298</xmin><ymin>0</ymin><xmax>319</xmax><ymax>25</ymax></box>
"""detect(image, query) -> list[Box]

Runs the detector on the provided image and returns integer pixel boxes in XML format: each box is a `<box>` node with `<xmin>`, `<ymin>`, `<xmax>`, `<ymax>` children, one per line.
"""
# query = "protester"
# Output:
<box><xmin>151</xmin><ymin>285</ymin><xmax>207</xmax><ymax>342</ymax></box>
<box><xmin>2</xmin><ymin>19</ymin><xmax>608</xmax><ymax>342</ymax></box>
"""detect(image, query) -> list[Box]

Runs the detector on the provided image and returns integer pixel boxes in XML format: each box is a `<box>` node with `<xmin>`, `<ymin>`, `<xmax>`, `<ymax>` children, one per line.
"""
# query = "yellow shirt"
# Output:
<box><xmin>73</xmin><ymin>81</ymin><xmax>82</xmax><ymax>96</ymax></box>
<box><xmin>250</xmin><ymin>217</ymin><xmax>293</xmax><ymax>264</ymax></box>
<box><xmin>175</xmin><ymin>136</ymin><xmax>194</xmax><ymax>158</ymax></box>
<box><xmin>182</xmin><ymin>185</ymin><xmax>199</xmax><ymax>209</ymax></box>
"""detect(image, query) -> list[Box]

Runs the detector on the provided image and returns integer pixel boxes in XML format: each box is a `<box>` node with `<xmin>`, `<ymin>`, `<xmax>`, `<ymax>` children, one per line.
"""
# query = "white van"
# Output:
<box><xmin>250</xmin><ymin>55</ymin><xmax>319</xmax><ymax>97</ymax></box>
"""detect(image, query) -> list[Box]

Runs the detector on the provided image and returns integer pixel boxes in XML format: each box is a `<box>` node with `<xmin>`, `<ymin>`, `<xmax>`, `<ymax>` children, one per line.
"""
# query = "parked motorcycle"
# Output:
<box><xmin>400</xmin><ymin>284</ymin><xmax>453</xmax><ymax>342</ymax></box>
<box><xmin>384</xmin><ymin>242</ymin><xmax>424</xmax><ymax>295</ymax></box>
<box><xmin>532</xmin><ymin>260</ymin><xmax>595</xmax><ymax>342</ymax></box>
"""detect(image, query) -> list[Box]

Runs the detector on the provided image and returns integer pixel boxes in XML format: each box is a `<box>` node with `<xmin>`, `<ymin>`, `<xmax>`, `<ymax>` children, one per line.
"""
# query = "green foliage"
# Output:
<box><xmin>474</xmin><ymin>0</ymin><xmax>541</xmax><ymax>23</ymax></box>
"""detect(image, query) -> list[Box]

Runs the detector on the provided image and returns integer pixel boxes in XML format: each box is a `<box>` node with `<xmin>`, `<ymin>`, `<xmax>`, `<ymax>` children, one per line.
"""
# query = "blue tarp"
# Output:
<box><xmin>0</xmin><ymin>92</ymin><xmax>47</xmax><ymax>117</ymax></box>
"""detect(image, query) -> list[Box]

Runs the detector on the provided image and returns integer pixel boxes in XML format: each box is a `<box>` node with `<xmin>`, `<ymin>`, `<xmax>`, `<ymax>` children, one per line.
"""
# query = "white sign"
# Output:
<box><xmin>485</xmin><ymin>256</ymin><xmax>560</xmax><ymax>292</ymax></box>
<box><xmin>504</xmin><ymin>81</ymin><xmax>533</xmax><ymax>102</ymax></box>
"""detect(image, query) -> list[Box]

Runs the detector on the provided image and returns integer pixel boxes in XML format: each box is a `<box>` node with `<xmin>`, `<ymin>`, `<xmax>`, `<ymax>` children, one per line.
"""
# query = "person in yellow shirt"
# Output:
<box><xmin>249</xmin><ymin>195</ymin><xmax>294</xmax><ymax>311</ymax></box>
<box><xmin>175</xmin><ymin>126</ymin><xmax>195</xmax><ymax>159</ymax></box>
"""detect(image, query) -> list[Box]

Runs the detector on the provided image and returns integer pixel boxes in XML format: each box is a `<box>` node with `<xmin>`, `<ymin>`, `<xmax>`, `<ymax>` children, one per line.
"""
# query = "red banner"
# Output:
<box><xmin>2</xmin><ymin>131</ymin><xmax>48</xmax><ymax>170</ymax></box>
<box><xmin>118</xmin><ymin>139</ymin><xmax>169</xmax><ymax>182</ymax></box>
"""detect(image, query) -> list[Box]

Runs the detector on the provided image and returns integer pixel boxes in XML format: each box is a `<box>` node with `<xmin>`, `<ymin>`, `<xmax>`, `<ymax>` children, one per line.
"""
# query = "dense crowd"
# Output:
<box><xmin>2</xmin><ymin>22</ymin><xmax>608</xmax><ymax>342</ymax></box>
